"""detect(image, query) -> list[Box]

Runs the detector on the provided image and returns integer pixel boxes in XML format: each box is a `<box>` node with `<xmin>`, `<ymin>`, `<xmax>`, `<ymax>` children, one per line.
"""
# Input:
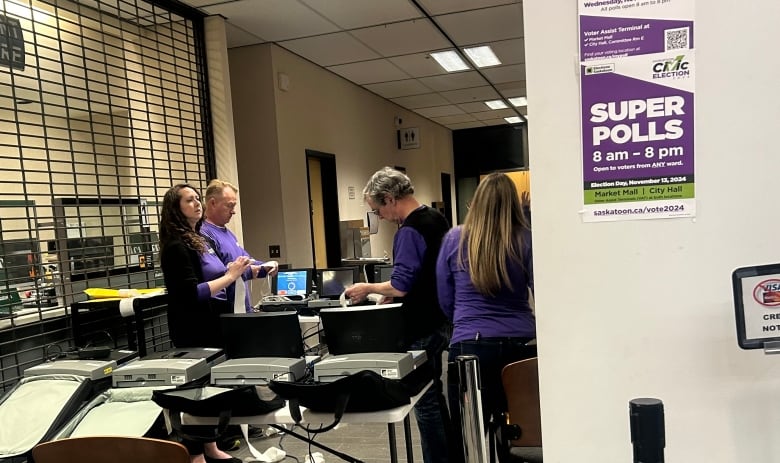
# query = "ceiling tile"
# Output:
<box><xmin>364</xmin><ymin>79</ymin><xmax>433</xmax><ymax>99</ymax></box>
<box><xmin>224</xmin><ymin>21</ymin><xmax>266</xmax><ymax>48</ymax></box>
<box><xmin>495</xmin><ymin>81</ymin><xmax>526</xmax><ymax>95</ymax></box>
<box><xmin>203</xmin><ymin>0</ymin><xmax>340</xmax><ymax>41</ymax></box>
<box><xmin>440</xmin><ymin>85</ymin><xmax>501</xmax><ymax>104</ymax></box>
<box><xmin>301</xmin><ymin>0</ymin><xmax>422</xmax><ymax>29</ymax></box>
<box><xmin>350</xmin><ymin>19</ymin><xmax>450</xmax><ymax>56</ymax></box>
<box><xmin>417</xmin><ymin>0</ymin><xmax>518</xmax><ymax>16</ymax></box>
<box><xmin>279</xmin><ymin>32</ymin><xmax>380</xmax><ymax>66</ymax></box>
<box><xmin>179</xmin><ymin>0</ymin><xmax>217</xmax><ymax>7</ymax></box>
<box><xmin>481</xmin><ymin>117</ymin><xmax>522</xmax><ymax>127</ymax></box>
<box><xmin>327</xmin><ymin>59</ymin><xmax>410</xmax><ymax>84</ymax></box>
<box><xmin>391</xmin><ymin>93</ymin><xmax>451</xmax><ymax>109</ymax></box>
<box><xmin>489</xmin><ymin>38</ymin><xmax>525</xmax><ymax>65</ymax></box>
<box><xmin>473</xmin><ymin>108</ymin><xmax>516</xmax><ymax>120</ymax></box>
<box><xmin>417</xmin><ymin>71</ymin><xmax>486</xmax><ymax>92</ymax></box>
<box><xmin>495</xmin><ymin>80</ymin><xmax>528</xmax><ymax>98</ymax></box>
<box><xmin>431</xmin><ymin>113</ymin><xmax>479</xmax><ymax>124</ymax></box>
<box><xmin>481</xmin><ymin>64</ymin><xmax>526</xmax><ymax>84</ymax></box>
<box><xmin>457</xmin><ymin>101</ymin><xmax>496</xmax><ymax>113</ymax></box>
<box><xmin>447</xmin><ymin>120</ymin><xmax>487</xmax><ymax>130</ymax></box>
<box><xmin>414</xmin><ymin>105</ymin><xmax>465</xmax><ymax>118</ymax></box>
<box><xmin>388</xmin><ymin>52</ymin><xmax>449</xmax><ymax>78</ymax></box>
<box><xmin>436</xmin><ymin>4</ymin><xmax>523</xmax><ymax>44</ymax></box>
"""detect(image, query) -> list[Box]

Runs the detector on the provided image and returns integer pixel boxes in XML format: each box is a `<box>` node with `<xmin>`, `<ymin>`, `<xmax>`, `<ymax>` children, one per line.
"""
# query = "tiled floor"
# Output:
<box><xmin>227</xmin><ymin>419</ymin><xmax>543</xmax><ymax>462</ymax></box>
<box><xmin>229</xmin><ymin>419</ymin><xmax>423</xmax><ymax>462</ymax></box>
<box><xmin>225</xmin><ymin>350</ymin><xmax>543</xmax><ymax>462</ymax></box>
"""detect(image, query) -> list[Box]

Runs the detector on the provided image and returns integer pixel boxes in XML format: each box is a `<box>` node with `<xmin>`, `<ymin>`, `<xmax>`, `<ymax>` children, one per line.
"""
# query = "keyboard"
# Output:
<box><xmin>260</xmin><ymin>300</ymin><xmax>309</xmax><ymax>313</ymax></box>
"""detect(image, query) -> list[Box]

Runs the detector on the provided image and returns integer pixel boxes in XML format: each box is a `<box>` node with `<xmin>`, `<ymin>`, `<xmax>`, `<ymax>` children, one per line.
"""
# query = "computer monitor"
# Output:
<box><xmin>0</xmin><ymin>238</ymin><xmax>42</xmax><ymax>286</ymax></box>
<box><xmin>316</xmin><ymin>267</ymin><xmax>359</xmax><ymax>299</ymax></box>
<box><xmin>366</xmin><ymin>211</ymin><xmax>379</xmax><ymax>234</ymax></box>
<box><xmin>319</xmin><ymin>303</ymin><xmax>405</xmax><ymax>355</ymax></box>
<box><xmin>373</xmin><ymin>264</ymin><xmax>394</xmax><ymax>283</ymax></box>
<box><xmin>66</xmin><ymin>236</ymin><xmax>115</xmax><ymax>273</ymax></box>
<box><xmin>272</xmin><ymin>268</ymin><xmax>313</xmax><ymax>298</ymax></box>
<box><xmin>220</xmin><ymin>312</ymin><xmax>304</xmax><ymax>358</ymax></box>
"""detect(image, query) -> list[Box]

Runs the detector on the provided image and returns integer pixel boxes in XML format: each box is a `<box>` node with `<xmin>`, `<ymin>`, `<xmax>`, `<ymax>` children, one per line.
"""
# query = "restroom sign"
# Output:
<box><xmin>397</xmin><ymin>127</ymin><xmax>420</xmax><ymax>150</ymax></box>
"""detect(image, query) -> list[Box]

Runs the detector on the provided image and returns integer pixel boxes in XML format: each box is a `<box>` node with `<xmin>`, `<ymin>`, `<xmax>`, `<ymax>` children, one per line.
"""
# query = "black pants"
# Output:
<box><xmin>447</xmin><ymin>337</ymin><xmax>536</xmax><ymax>462</ymax></box>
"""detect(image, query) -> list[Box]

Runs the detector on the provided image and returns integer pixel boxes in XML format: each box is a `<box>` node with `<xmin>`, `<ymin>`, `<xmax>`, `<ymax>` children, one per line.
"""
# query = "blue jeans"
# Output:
<box><xmin>447</xmin><ymin>338</ymin><xmax>536</xmax><ymax>462</ymax></box>
<box><xmin>409</xmin><ymin>328</ymin><xmax>453</xmax><ymax>463</ymax></box>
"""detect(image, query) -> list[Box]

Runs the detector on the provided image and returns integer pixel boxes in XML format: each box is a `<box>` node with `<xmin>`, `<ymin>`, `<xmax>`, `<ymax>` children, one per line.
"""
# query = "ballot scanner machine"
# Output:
<box><xmin>50</xmin><ymin>348</ymin><xmax>224</xmax><ymax>442</ymax></box>
<box><xmin>0</xmin><ymin>350</ymin><xmax>140</xmax><ymax>462</ymax></box>
<box><xmin>210</xmin><ymin>312</ymin><xmax>307</xmax><ymax>386</ymax></box>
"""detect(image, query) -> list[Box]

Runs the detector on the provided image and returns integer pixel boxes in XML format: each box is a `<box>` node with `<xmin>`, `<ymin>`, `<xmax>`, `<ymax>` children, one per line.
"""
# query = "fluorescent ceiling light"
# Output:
<box><xmin>464</xmin><ymin>46</ymin><xmax>501</xmax><ymax>68</ymax></box>
<box><xmin>504</xmin><ymin>116</ymin><xmax>523</xmax><ymax>124</ymax></box>
<box><xmin>430</xmin><ymin>51</ymin><xmax>470</xmax><ymax>72</ymax></box>
<box><xmin>508</xmin><ymin>97</ymin><xmax>528</xmax><ymax>107</ymax></box>
<box><xmin>485</xmin><ymin>100</ymin><xmax>508</xmax><ymax>110</ymax></box>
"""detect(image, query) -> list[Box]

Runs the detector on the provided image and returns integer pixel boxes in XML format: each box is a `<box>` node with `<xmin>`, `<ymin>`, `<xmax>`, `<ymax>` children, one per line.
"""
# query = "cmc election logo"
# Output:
<box><xmin>753</xmin><ymin>279</ymin><xmax>780</xmax><ymax>307</ymax></box>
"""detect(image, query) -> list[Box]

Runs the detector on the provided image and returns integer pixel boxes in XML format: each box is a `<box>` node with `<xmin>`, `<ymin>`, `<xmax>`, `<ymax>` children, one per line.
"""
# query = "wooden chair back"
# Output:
<box><xmin>501</xmin><ymin>356</ymin><xmax>542</xmax><ymax>447</ymax></box>
<box><xmin>32</xmin><ymin>436</ymin><xmax>189</xmax><ymax>463</ymax></box>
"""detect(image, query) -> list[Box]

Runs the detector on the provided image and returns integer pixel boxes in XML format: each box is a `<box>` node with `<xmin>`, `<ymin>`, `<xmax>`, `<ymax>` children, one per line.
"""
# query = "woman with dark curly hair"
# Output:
<box><xmin>159</xmin><ymin>183</ymin><xmax>249</xmax><ymax>463</ymax></box>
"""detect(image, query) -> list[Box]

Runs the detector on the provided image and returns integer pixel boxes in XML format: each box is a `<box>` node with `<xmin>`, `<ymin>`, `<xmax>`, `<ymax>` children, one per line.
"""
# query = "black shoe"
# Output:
<box><xmin>205</xmin><ymin>456</ymin><xmax>242</xmax><ymax>463</ymax></box>
<box><xmin>216</xmin><ymin>437</ymin><xmax>241</xmax><ymax>451</ymax></box>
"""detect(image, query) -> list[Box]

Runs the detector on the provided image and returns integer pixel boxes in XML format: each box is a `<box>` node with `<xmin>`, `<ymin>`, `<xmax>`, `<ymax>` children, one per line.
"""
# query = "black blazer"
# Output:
<box><xmin>161</xmin><ymin>238</ymin><xmax>228</xmax><ymax>348</ymax></box>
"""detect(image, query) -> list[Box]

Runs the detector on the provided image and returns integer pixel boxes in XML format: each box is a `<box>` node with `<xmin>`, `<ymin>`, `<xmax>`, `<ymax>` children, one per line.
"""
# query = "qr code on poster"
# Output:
<box><xmin>664</xmin><ymin>27</ymin><xmax>689</xmax><ymax>51</ymax></box>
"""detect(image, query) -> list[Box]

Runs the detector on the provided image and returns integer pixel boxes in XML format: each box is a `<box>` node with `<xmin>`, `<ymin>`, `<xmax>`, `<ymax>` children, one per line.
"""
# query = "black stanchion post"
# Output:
<box><xmin>629</xmin><ymin>398</ymin><xmax>665</xmax><ymax>463</ymax></box>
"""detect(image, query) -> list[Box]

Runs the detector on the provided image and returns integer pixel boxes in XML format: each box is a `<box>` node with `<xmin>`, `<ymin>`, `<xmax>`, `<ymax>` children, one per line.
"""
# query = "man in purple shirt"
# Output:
<box><xmin>201</xmin><ymin>179</ymin><xmax>278</xmax><ymax>312</ymax></box>
<box><xmin>345</xmin><ymin>167</ymin><xmax>454</xmax><ymax>463</ymax></box>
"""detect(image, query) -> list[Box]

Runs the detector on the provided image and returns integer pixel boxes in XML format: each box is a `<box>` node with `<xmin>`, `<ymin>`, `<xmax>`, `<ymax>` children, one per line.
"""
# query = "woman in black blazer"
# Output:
<box><xmin>159</xmin><ymin>183</ymin><xmax>250</xmax><ymax>463</ymax></box>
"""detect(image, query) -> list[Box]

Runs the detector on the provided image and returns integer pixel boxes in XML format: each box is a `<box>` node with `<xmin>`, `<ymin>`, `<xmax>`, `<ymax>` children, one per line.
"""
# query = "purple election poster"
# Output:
<box><xmin>579</xmin><ymin>0</ymin><xmax>695</xmax><ymax>222</ymax></box>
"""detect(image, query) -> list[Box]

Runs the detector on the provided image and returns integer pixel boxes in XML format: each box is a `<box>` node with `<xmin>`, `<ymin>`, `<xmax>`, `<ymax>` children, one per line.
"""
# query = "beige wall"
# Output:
<box><xmin>228</xmin><ymin>44</ymin><xmax>283</xmax><ymax>267</ymax></box>
<box><xmin>229</xmin><ymin>44</ymin><xmax>454</xmax><ymax>268</ymax></box>
<box><xmin>205</xmin><ymin>16</ymin><xmax>244</xmax><ymax>242</ymax></box>
<box><xmin>526</xmin><ymin>1</ymin><xmax>780</xmax><ymax>461</ymax></box>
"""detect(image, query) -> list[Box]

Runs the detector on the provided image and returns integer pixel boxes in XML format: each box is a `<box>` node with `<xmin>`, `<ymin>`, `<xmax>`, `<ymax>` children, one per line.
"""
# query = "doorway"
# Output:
<box><xmin>306</xmin><ymin>150</ymin><xmax>341</xmax><ymax>269</ymax></box>
<box><xmin>440</xmin><ymin>172</ymin><xmax>453</xmax><ymax>226</ymax></box>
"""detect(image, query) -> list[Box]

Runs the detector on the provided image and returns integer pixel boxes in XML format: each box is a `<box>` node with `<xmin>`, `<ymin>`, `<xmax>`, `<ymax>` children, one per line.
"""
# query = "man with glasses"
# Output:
<box><xmin>345</xmin><ymin>167</ymin><xmax>454</xmax><ymax>463</ymax></box>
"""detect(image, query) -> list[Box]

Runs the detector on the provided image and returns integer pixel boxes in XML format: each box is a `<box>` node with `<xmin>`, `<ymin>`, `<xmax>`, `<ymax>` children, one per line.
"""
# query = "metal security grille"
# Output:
<box><xmin>0</xmin><ymin>0</ymin><xmax>212</xmax><ymax>389</ymax></box>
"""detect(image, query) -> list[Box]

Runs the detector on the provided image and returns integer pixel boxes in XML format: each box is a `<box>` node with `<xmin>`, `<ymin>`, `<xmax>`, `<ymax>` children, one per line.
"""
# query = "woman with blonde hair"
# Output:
<box><xmin>436</xmin><ymin>172</ymin><xmax>535</xmax><ymax>461</ymax></box>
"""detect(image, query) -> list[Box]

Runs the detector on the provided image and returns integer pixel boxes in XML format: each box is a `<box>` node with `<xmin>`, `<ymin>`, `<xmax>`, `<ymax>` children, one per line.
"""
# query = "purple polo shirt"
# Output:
<box><xmin>436</xmin><ymin>225</ymin><xmax>535</xmax><ymax>344</ymax></box>
<box><xmin>197</xmin><ymin>240</ymin><xmax>228</xmax><ymax>302</ymax></box>
<box><xmin>390</xmin><ymin>219</ymin><xmax>427</xmax><ymax>292</ymax></box>
<box><xmin>201</xmin><ymin>221</ymin><xmax>265</xmax><ymax>311</ymax></box>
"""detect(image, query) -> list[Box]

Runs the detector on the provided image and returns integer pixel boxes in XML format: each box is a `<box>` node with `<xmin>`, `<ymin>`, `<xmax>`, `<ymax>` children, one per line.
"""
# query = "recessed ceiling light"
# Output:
<box><xmin>430</xmin><ymin>51</ymin><xmax>470</xmax><ymax>72</ymax></box>
<box><xmin>463</xmin><ymin>46</ymin><xmax>501</xmax><ymax>68</ymax></box>
<box><xmin>485</xmin><ymin>100</ymin><xmax>508</xmax><ymax>110</ymax></box>
<box><xmin>508</xmin><ymin>97</ymin><xmax>527</xmax><ymax>107</ymax></box>
<box><xmin>504</xmin><ymin>116</ymin><xmax>523</xmax><ymax>124</ymax></box>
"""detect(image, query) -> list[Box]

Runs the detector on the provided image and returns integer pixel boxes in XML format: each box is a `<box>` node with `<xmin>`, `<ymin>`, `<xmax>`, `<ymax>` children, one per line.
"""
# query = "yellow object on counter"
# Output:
<box><xmin>83</xmin><ymin>288</ymin><xmax>165</xmax><ymax>299</ymax></box>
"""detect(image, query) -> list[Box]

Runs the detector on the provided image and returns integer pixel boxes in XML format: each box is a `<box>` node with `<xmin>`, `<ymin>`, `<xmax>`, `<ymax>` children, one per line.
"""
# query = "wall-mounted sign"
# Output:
<box><xmin>397</xmin><ymin>128</ymin><xmax>420</xmax><ymax>150</ymax></box>
<box><xmin>579</xmin><ymin>0</ymin><xmax>695</xmax><ymax>222</ymax></box>
<box><xmin>733</xmin><ymin>263</ymin><xmax>780</xmax><ymax>350</ymax></box>
<box><xmin>0</xmin><ymin>15</ymin><xmax>25</xmax><ymax>71</ymax></box>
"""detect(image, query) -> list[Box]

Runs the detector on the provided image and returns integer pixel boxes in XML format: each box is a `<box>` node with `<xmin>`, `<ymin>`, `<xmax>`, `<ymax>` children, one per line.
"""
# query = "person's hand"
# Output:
<box><xmin>226</xmin><ymin>256</ymin><xmax>251</xmax><ymax>281</ymax></box>
<box><xmin>261</xmin><ymin>260</ymin><xmax>279</xmax><ymax>277</ymax></box>
<box><xmin>521</xmin><ymin>191</ymin><xmax>531</xmax><ymax>209</ymax></box>
<box><xmin>344</xmin><ymin>283</ymin><xmax>371</xmax><ymax>304</ymax></box>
